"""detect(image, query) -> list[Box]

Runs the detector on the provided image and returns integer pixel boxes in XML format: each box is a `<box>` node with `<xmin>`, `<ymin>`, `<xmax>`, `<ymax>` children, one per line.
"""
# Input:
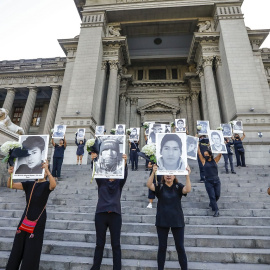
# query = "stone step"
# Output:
<box><xmin>1</xmin><ymin>228</ymin><xmax>270</xmax><ymax>249</ymax></box>
<box><xmin>0</xmin><ymin>251</ymin><xmax>269</xmax><ymax>270</ymax></box>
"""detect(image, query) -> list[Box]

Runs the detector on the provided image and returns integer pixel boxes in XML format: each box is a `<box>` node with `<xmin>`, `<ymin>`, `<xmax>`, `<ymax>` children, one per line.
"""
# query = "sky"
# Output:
<box><xmin>0</xmin><ymin>0</ymin><xmax>269</xmax><ymax>61</ymax></box>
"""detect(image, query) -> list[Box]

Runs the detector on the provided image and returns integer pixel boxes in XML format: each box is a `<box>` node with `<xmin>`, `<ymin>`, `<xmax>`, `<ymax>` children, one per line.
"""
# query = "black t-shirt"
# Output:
<box><xmin>155</xmin><ymin>182</ymin><xmax>186</xmax><ymax>228</ymax></box>
<box><xmin>53</xmin><ymin>144</ymin><xmax>66</xmax><ymax>158</ymax></box>
<box><xmin>19</xmin><ymin>181</ymin><xmax>52</xmax><ymax>230</ymax></box>
<box><xmin>204</xmin><ymin>159</ymin><xmax>219</xmax><ymax>181</ymax></box>
<box><xmin>95</xmin><ymin>165</ymin><xmax>128</xmax><ymax>215</ymax></box>
<box><xmin>130</xmin><ymin>141</ymin><xmax>139</xmax><ymax>150</ymax></box>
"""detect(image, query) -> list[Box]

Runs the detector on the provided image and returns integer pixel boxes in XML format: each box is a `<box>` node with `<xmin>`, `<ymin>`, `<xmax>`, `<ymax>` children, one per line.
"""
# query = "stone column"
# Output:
<box><xmin>202</xmin><ymin>56</ymin><xmax>221</xmax><ymax>128</ymax></box>
<box><xmin>191</xmin><ymin>92</ymin><xmax>201</xmax><ymax>133</ymax></box>
<box><xmin>198</xmin><ymin>69</ymin><xmax>209</xmax><ymax>120</ymax></box>
<box><xmin>114</xmin><ymin>73</ymin><xmax>121</xmax><ymax>124</ymax></box>
<box><xmin>179</xmin><ymin>96</ymin><xmax>187</xmax><ymax>119</ymax></box>
<box><xmin>20</xmin><ymin>86</ymin><xmax>38</xmax><ymax>134</ymax></box>
<box><xmin>186</xmin><ymin>96</ymin><xmax>194</xmax><ymax>135</ymax></box>
<box><xmin>130</xmin><ymin>97</ymin><xmax>138</xmax><ymax>127</ymax></box>
<box><xmin>125</xmin><ymin>97</ymin><xmax>131</xmax><ymax>128</ymax></box>
<box><xmin>43</xmin><ymin>86</ymin><xmax>61</xmax><ymax>134</ymax></box>
<box><xmin>118</xmin><ymin>93</ymin><xmax>126</xmax><ymax>124</ymax></box>
<box><xmin>104</xmin><ymin>60</ymin><xmax>119</xmax><ymax>132</ymax></box>
<box><xmin>140</xmin><ymin>112</ymin><xmax>145</xmax><ymax>148</ymax></box>
<box><xmin>3</xmin><ymin>88</ymin><xmax>16</xmax><ymax>115</ymax></box>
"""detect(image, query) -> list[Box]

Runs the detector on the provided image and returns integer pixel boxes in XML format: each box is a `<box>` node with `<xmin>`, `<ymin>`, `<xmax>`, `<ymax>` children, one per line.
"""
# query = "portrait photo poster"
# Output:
<box><xmin>220</xmin><ymin>124</ymin><xmax>233</xmax><ymax>137</ymax></box>
<box><xmin>233</xmin><ymin>120</ymin><xmax>243</xmax><ymax>134</ymax></box>
<box><xmin>144</xmin><ymin>121</ymin><xmax>155</xmax><ymax>136</ymax></box>
<box><xmin>13</xmin><ymin>135</ymin><xmax>49</xmax><ymax>180</ymax></box>
<box><xmin>186</xmin><ymin>135</ymin><xmax>199</xmax><ymax>160</ymax></box>
<box><xmin>52</xmin><ymin>124</ymin><xmax>66</xmax><ymax>139</ymax></box>
<box><xmin>175</xmin><ymin>118</ymin><xmax>186</xmax><ymax>133</ymax></box>
<box><xmin>197</xmin><ymin>120</ymin><xmax>210</xmax><ymax>136</ymax></box>
<box><xmin>129</xmin><ymin>127</ymin><xmax>140</xmax><ymax>142</ymax></box>
<box><xmin>165</xmin><ymin>124</ymin><xmax>171</xmax><ymax>133</ymax></box>
<box><xmin>156</xmin><ymin>133</ymin><xmax>188</xmax><ymax>176</ymax></box>
<box><xmin>208</xmin><ymin>130</ymin><xmax>227</xmax><ymax>154</ymax></box>
<box><xmin>94</xmin><ymin>135</ymin><xmax>126</xmax><ymax>179</ymax></box>
<box><xmin>148</xmin><ymin>123</ymin><xmax>166</xmax><ymax>144</ymax></box>
<box><xmin>95</xmin><ymin>125</ymin><xmax>105</xmax><ymax>136</ymax></box>
<box><xmin>115</xmin><ymin>124</ymin><xmax>126</xmax><ymax>135</ymax></box>
<box><xmin>77</xmin><ymin>128</ymin><xmax>86</xmax><ymax>142</ymax></box>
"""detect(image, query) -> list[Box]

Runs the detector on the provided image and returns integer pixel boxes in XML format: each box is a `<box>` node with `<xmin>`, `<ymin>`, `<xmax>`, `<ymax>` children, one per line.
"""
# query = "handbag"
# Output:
<box><xmin>18</xmin><ymin>182</ymin><xmax>46</xmax><ymax>238</ymax></box>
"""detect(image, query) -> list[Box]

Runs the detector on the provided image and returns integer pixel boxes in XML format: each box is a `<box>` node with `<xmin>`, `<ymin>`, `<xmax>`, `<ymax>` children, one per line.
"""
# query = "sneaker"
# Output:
<box><xmin>147</xmin><ymin>203</ymin><xmax>152</xmax><ymax>209</ymax></box>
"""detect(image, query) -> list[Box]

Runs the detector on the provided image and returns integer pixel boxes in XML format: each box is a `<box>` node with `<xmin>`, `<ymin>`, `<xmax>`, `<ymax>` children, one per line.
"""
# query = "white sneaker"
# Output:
<box><xmin>147</xmin><ymin>203</ymin><xmax>152</xmax><ymax>209</ymax></box>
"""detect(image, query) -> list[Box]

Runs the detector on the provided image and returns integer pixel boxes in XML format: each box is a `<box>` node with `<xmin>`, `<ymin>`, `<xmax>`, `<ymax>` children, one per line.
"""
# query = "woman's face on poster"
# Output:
<box><xmin>25</xmin><ymin>147</ymin><xmax>43</xmax><ymax>168</ymax></box>
<box><xmin>161</xmin><ymin>140</ymin><xmax>181</xmax><ymax>163</ymax></box>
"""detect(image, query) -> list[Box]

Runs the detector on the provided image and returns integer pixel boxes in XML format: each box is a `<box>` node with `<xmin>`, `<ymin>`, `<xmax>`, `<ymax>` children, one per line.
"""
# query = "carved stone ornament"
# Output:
<box><xmin>191</xmin><ymin>92</ymin><xmax>199</xmax><ymax>100</ymax></box>
<box><xmin>197</xmin><ymin>21</ymin><xmax>212</xmax><ymax>33</ymax></box>
<box><xmin>108</xmin><ymin>25</ymin><xmax>121</xmax><ymax>37</ymax></box>
<box><xmin>0</xmin><ymin>108</ymin><xmax>24</xmax><ymax>135</ymax></box>
<box><xmin>108</xmin><ymin>60</ymin><xmax>119</xmax><ymax>70</ymax></box>
<box><xmin>202</xmin><ymin>56</ymin><xmax>214</xmax><ymax>68</ymax></box>
<box><xmin>131</xmin><ymin>97</ymin><xmax>138</xmax><ymax>106</ymax></box>
<box><xmin>101</xmin><ymin>61</ymin><xmax>107</xmax><ymax>70</ymax></box>
<box><xmin>215</xmin><ymin>56</ymin><xmax>222</xmax><ymax>68</ymax></box>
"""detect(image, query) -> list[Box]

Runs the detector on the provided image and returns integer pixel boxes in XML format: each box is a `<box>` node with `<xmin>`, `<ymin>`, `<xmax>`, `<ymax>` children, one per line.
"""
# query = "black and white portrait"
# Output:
<box><xmin>165</xmin><ymin>124</ymin><xmax>171</xmax><ymax>133</ymax></box>
<box><xmin>95</xmin><ymin>125</ymin><xmax>105</xmax><ymax>136</ymax></box>
<box><xmin>129</xmin><ymin>127</ymin><xmax>140</xmax><ymax>141</ymax></box>
<box><xmin>197</xmin><ymin>120</ymin><xmax>209</xmax><ymax>135</ymax></box>
<box><xmin>115</xmin><ymin>124</ymin><xmax>126</xmax><ymax>135</ymax></box>
<box><xmin>186</xmin><ymin>136</ymin><xmax>199</xmax><ymax>160</ymax></box>
<box><xmin>148</xmin><ymin>123</ymin><xmax>165</xmax><ymax>144</ymax></box>
<box><xmin>233</xmin><ymin>121</ymin><xmax>243</xmax><ymax>133</ymax></box>
<box><xmin>175</xmin><ymin>119</ymin><xmax>186</xmax><ymax>133</ymax></box>
<box><xmin>156</xmin><ymin>133</ymin><xmax>188</xmax><ymax>175</ymax></box>
<box><xmin>94</xmin><ymin>135</ymin><xmax>126</xmax><ymax>179</ymax></box>
<box><xmin>221</xmin><ymin>124</ymin><xmax>232</xmax><ymax>137</ymax></box>
<box><xmin>209</xmin><ymin>130</ymin><xmax>227</xmax><ymax>154</ymax></box>
<box><xmin>52</xmin><ymin>124</ymin><xmax>66</xmax><ymax>139</ymax></box>
<box><xmin>77</xmin><ymin>128</ymin><xmax>85</xmax><ymax>139</ymax></box>
<box><xmin>13</xmin><ymin>135</ymin><xmax>49</xmax><ymax>179</ymax></box>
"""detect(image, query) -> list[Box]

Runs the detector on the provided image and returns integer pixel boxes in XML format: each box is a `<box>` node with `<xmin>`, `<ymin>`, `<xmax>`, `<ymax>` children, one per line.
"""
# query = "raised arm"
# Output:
<box><xmin>214</xmin><ymin>153</ymin><xmax>222</xmax><ymax>164</ymax></box>
<box><xmin>75</xmin><ymin>138</ymin><xmax>79</xmax><ymax>146</ymax></box>
<box><xmin>182</xmin><ymin>165</ymin><xmax>191</xmax><ymax>194</ymax></box>
<box><xmin>7</xmin><ymin>167</ymin><xmax>23</xmax><ymax>190</ymax></box>
<box><xmin>64</xmin><ymin>136</ymin><xmax>67</xmax><ymax>148</ymax></box>
<box><xmin>197</xmin><ymin>146</ymin><xmax>205</xmax><ymax>166</ymax></box>
<box><xmin>241</xmin><ymin>132</ymin><xmax>245</xmax><ymax>141</ymax></box>
<box><xmin>147</xmin><ymin>164</ymin><xmax>157</xmax><ymax>191</ymax></box>
<box><xmin>51</xmin><ymin>138</ymin><xmax>55</xmax><ymax>147</ymax></box>
<box><xmin>43</xmin><ymin>160</ymin><xmax>56</xmax><ymax>190</ymax></box>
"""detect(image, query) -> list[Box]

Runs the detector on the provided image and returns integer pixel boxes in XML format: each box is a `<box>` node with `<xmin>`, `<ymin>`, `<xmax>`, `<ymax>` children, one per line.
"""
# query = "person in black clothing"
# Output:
<box><xmin>52</xmin><ymin>137</ymin><xmax>67</xmax><ymax>180</ymax></box>
<box><xmin>197</xmin><ymin>135</ymin><xmax>209</xmax><ymax>183</ymax></box>
<box><xmin>232</xmin><ymin>133</ymin><xmax>246</xmax><ymax>167</ymax></box>
<box><xmin>129</xmin><ymin>139</ymin><xmax>139</xmax><ymax>171</ymax></box>
<box><xmin>197</xmin><ymin>147</ymin><xmax>222</xmax><ymax>217</ymax></box>
<box><xmin>147</xmin><ymin>164</ymin><xmax>191</xmax><ymax>270</ymax></box>
<box><xmin>6</xmin><ymin>160</ymin><xmax>56</xmax><ymax>270</ymax></box>
<box><xmin>90</xmin><ymin>152</ymin><xmax>128</xmax><ymax>270</ymax></box>
<box><xmin>75</xmin><ymin>134</ymin><xmax>86</xmax><ymax>165</ymax></box>
<box><xmin>15</xmin><ymin>136</ymin><xmax>45</xmax><ymax>175</ymax></box>
<box><xmin>223</xmin><ymin>138</ymin><xmax>236</xmax><ymax>174</ymax></box>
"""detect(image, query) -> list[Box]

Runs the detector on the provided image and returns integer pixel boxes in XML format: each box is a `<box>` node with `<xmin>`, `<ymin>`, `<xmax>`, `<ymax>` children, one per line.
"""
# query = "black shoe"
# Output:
<box><xmin>132</xmin><ymin>169</ymin><xmax>134</xmax><ymax>171</ymax></box>
<box><xmin>200</xmin><ymin>179</ymin><xmax>205</xmax><ymax>183</ymax></box>
<box><xmin>213</xmin><ymin>210</ymin><xmax>219</xmax><ymax>217</ymax></box>
<box><xmin>242</xmin><ymin>165</ymin><xmax>246</xmax><ymax>167</ymax></box>
<box><xmin>226</xmin><ymin>170</ymin><xmax>229</xmax><ymax>174</ymax></box>
<box><xmin>145</xmin><ymin>168</ymin><xmax>148</xmax><ymax>171</ymax></box>
<box><xmin>231</xmin><ymin>171</ymin><xmax>236</xmax><ymax>174</ymax></box>
<box><xmin>136</xmin><ymin>169</ymin><xmax>138</xmax><ymax>171</ymax></box>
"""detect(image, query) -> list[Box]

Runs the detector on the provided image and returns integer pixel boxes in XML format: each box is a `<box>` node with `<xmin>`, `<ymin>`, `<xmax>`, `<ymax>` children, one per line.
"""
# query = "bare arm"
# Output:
<box><xmin>64</xmin><ymin>136</ymin><xmax>67</xmax><ymax>148</ymax></box>
<box><xmin>214</xmin><ymin>153</ymin><xmax>222</xmax><ymax>164</ymax></box>
<box><xmin>43</xmin><ymin>160</ymin><xmax>56</xmax><ymax>190</ymax></box>
<box><xmin>241</xmin><ymin>132</ymin><xmax>245</xmax><ymax>141</ymax></box>
<box><xmin>147</xmin><ymin>164</ymin><xmax>157</xmax><ymax>191</ymax></box>
<box><xmin>51</xmin><ymin>138</ymin><xmax>55</xmax><ymax>147</ymax></box>
<box><xmin>197</xmin><ymin>146</ymin><xmax>205</xmax><ymax>166</ymax></box>
<box><xmin>7</xmin><ymin>167</ymin><xmax>23</xmax><ymax>190</ymax></box>
<box><xmin>182</xmin><ymin>165</ymin><xmax>191</xmax><ymax>194</ymax></box>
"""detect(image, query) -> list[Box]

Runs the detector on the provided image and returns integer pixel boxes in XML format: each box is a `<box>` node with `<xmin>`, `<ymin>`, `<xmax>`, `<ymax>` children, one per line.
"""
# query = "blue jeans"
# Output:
<box><xmin>130</xmin><ymin>150</ymin><xmax>138</xmax><ymax>170</ymax></box>
<box><xmin>235</xmin><ymin>149</ymin><xmax>246</xmax><ymax>167</ymax></box>
<box><xmin>205</xmin><ymin>178</ymin><xmax>221</xmax><ymax>211</ymax></box>
<box><xmin>223</xmin><ymin>154</ymin><xmax>234</xmax><ymax>172</ymax></box>
<box><xmin>52</xmin><ymin>157</ymin><xmax>64</xmax><ymax>177</ymax></box>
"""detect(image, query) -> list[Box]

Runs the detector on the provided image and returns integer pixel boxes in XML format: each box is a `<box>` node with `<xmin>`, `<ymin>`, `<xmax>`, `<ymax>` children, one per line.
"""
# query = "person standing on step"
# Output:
<box><xmin>129</xmin><ymin>139</ymin><xmax>139</xmax><ymax>171</ymax></box>
<box><xmin>75</xmin><ymin>133</ymin><xmax>86</xmax><ymax>165</ymax></box>
<box><xmin>90</xmin><ymin>152</ymin><xmax>128</xmax><ymax>270</ymax></box>
<box><xmin>197</xmin><ymin>135</ymin><xmax>210</xmax><ymax>183</ymax></box>
<box><xmin>197</xmin><ymin>147</ymin><xmax>222</xmax><ymax>217</ymax></box>
<box><xmin>6</xmin><ymin>160</ymin><xmax>56</xmax><ymax>270</ymax></box>
<box><xmin>147</xmin><ymin>164</ymin><xmax>191</xmax><ymax>270</ymax></box>
<box><xmin>51</xmin><ymin>136</ymin><xmax>66</xmax><ymax>180</ymax></box>
<box><xmin>232</xmin><ymin>133</ymin><xmax>246</xmax><ymax>167</ymax></box>
<box><xmin>223</xmin><ymin>138</ymin><xmax>236</xmax><ymax>174</ymax></box>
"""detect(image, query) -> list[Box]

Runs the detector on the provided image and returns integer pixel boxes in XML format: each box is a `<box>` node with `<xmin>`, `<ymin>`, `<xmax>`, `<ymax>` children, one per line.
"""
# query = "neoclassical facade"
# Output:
<box><xmin>0</xmin><ymin>0</ymin><xmax>270</xmax><ymax>164</ymax></box>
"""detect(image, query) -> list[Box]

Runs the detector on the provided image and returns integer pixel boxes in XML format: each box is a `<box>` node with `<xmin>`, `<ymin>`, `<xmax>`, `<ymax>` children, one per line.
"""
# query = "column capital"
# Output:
<box><xmin>101</xmin><ymin>61</ymin><xmax>107</xmax><ymax>70</ymax></box>
<box><xmin>202</xmin><ymin>56</ymin><xmax>214</xmax><ymax>68</ymax></box>
<box><xmin>178</xmin><ymin>96</ymin><xmax>187</xmax><ymax>104</ymax></box>
<box><xmin>130</xmin><ymin>97</ymin><xmax>138</xmax><ymax>106</ymax></box>
<box><xmin>5</xmin><ymin>87</ymin><xmax>16</xmax><ymax>92</ymax></box>
<box><xmin>50</xmin><ymin>85</ymin><xmax>61</xmax><ymax>91</ymax></box>
<box><xmin>196</xmin><ymin>66</ymin><xmax>204</xmax><ymax>78</ymax></box>
<box><xmin>215</xmin><ymin>56</ymin><xmax>222</xmax><ymax>68</ymax></box>
<box><xmin>108</xmin><ymin>60</ymin><xmax>119</xmax><ymax>70</ymax></box>
<box><xmin>120</xmin><ymin>93</ymin><xmax>126</xmax><ymax>101</ymax></box>
<box><xmin>27</xmin><ymin>86</ymin><xmax>38</xmax><ymax>92</ymax></box>
<box><xmin>190</xmin><ymin>92</ymin><xmax>199</xmax><ymax>101</ymax></box>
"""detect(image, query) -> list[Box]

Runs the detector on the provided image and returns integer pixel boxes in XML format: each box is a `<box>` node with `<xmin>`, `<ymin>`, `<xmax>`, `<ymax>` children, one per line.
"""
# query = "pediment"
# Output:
<box><xmin>138</xmin><ymin>100</ymin><xmax>179</xmax><ymax>113</ymax></box>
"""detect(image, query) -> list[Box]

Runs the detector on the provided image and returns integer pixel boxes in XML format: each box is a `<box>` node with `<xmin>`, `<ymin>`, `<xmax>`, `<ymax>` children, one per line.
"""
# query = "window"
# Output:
<box><xmin>137</xmin><ymin>70</ymin><xmax>143</xmax><ymax>80</ymax></box>
<box><xmin>31</xmin><ymin>106</ymin><xmax>42</xmax><ymax>127</ymax></box>
<box><xmin>12</xmin><ymin>107</ymin><xmax>24</xmax><ymax>125</ymax></box>
<box><xmin>172</xmin><ymin>69</ymin><xmax>178</xmax><ymax>79</ymax></box>
<box><xmin>149</xmin><ymin>69</ymin><xmax>166</xmax><ymax>80</ymax></box>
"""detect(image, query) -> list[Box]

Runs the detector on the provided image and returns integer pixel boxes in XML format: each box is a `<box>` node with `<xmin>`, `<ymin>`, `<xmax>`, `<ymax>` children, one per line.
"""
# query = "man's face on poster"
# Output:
<box><xmin>57</xmin><ymin>126</ymin><xmax>64</xmax><ymax>133</ymax></box>
<box><xmin>201</xmin><ymin>123</ymin><xmax>207</xmax><ymax>132</ymax></box>
<box><xmin>131</xmin><ymin>129</ymin><xmax>137</xmax><ymax>136</ymax></box>
<box><xmin>153</xmin><ymin>126</ymin><xmax>162</xmax><ymax>133</ymax></box>
<box><xmin>161</xmin><ymin>140</ymin><xmax>181</xmax><ymax>161</ymax></box>
<box><xmin>177</xmin><ymin>121</ymin><xmax>184</xmax><ymax>129</ymax></box>
<box><xmin>118</xmin><ymin>127</ymin><xmax>123</xmax><ymax>133</ymax></box>
<box><xmin>25</xmin><ymin>147</ymin><xmax>43</xmax><ymax>168</ymax></box>
<box><xmin>78</xmin><ymin>130</ymin><xmax>84</xmax><ymax>136</ymax></box>
<box><xmin>102</xmin><ymin>149</ymin><xmax>118</xmax><ymax>168</ymax></box>
<box><xmin>224</xmin><ymin>126</ymin><xmax>230</xmax><ymax>134</ymax></box>
<box><xmin>212</xmin><ymin>134</ymin><xmax>221</xmax><ymax>146</ymax></box>
<box><xmin>97</xmin><ymin>127</ymin><xmax>103</xmax><ymax>133</ymax></box>
<box><xmin>188</xmin><ymin>143</ymin><xmax>196</xmax><ymax>152</ymax></box>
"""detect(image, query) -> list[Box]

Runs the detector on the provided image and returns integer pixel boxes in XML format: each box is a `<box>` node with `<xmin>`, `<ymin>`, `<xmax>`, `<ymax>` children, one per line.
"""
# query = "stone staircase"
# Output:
<box><xmin>0</xmin><ymin>160</ymin><xmax>270</xmax><ymax>269</ymax></box>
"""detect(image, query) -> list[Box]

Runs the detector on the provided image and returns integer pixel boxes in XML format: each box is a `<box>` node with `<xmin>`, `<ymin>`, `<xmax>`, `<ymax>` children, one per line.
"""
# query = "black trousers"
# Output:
<box><xmin>130</xmin><ymin>150</ymin><xmax>138</xmax><ymax>170</ymax></box>
<box><xmin>235</xmin><ymin>149</ymin><xmax>246</xmax><ymax>167</ymax></box>
<box><xmin>197</xmin><ymin>155</ymin><xmax>205</xmax><ymax>181</ymax></box>
<box><xmin>91</xmin><ymin>212</ymin><xmax>122</xmax><ymax>270</ymax></box>
<box><xmin>156</xmin><ymin>226</ymin><xmax>187</xmax><ymax>270</ymax></box>
<box><xmin>223</xmin><ymin>154</ymin><xmax>234</xmax><ymax>172</ymax></box>
<box><xmin>6</xmin><ymin>229</ymin><xmax>44</xmax><ymax>270</ymax></box>
<box><xmin>52</xmin><ymin>157</ymin><xmax>64</xmax><ymax>177</ymax></box>
<box><xmin>205</xmin><ymin>178</ymin><xmax>221</xmax><ymax>211</ymax></box>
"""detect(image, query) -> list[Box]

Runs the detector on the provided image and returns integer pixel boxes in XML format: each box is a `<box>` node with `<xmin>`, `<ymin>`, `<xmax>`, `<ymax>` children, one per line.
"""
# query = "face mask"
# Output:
<box><xmin>205</xmin><ymin>156</ymin><xmax>210</xmax><ymax>161</ymax></box>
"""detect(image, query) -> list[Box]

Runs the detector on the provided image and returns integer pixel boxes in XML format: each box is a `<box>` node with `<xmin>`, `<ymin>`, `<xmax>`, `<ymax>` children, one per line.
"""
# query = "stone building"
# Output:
<box><xmin>0</xmin><ymin>0</ymin><xmax>270</xmax><ymax>164</ymax></box>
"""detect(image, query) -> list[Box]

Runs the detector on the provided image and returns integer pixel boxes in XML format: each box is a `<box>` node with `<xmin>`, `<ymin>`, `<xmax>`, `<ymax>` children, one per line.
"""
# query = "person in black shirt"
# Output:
<box><xmin>232</xmin><ymin>133</ymin><xmax>246</xmax><ymax>167</ymax></box>
<box><xmin>6</xmin><ymin>160</ymin><xmax>56</xmax><ymax>270</ymax></box>
<box><xmin>90</xmin><ymin>152</ymin><xmax>128</xmax><ymax>270</ymax></box>
<box><xmin>129</xmin><ymin>139</ymin><xmax>139</xmax><ymax>171</ymax></box>
<box><xmin>196</xmin><ymin>135</ymin><xmax>209</xmax><ymax>183</ymax></box>
<box><xmin>147</xmin><ymin>164</ymin><xmax>191</xmax><ymax>270</ymax></box>
<box><xmin>198</xmin><ymin>147</ymin><xmax>222</xmax><ymax>217</ymax></box>
<box><xmin>223</xmin><ymin>138</ymin><xmax>236</xmax><ymax>174</ymax></box>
